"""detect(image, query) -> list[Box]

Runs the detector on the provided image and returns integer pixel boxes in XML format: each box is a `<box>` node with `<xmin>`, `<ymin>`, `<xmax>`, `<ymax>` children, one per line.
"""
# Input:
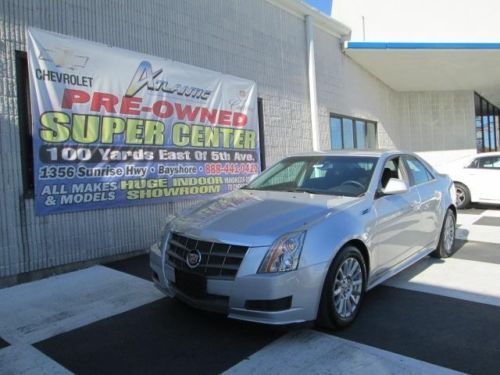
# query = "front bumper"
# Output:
<box><xmin>150</xmin><ymin>243</ymin><xmax>328</xmax><ymax>325</ymax></box>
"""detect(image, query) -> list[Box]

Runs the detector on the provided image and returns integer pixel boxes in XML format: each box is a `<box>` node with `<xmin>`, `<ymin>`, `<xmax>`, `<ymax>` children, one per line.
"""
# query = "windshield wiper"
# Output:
<box><xmin>243</xmin><ymin>187</ymin><xmax>321</xmax><ymax>194</ymax></box>
<box><xmin>241</xmin><ymin>186</ymin><xmax>266</xmax><ymax>191</ymax></box>
<box><xmin>290</xmin><ymin>188</ymin><xmax>319</xmax><ymax>194</ymax></box>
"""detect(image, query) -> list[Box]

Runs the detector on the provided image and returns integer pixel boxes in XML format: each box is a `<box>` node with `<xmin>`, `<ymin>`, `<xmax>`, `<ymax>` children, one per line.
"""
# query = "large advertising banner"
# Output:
<box><xmin>27</xmin><ymin>28</ymin><xmax>260</xmax><ymax>215</ymax></box>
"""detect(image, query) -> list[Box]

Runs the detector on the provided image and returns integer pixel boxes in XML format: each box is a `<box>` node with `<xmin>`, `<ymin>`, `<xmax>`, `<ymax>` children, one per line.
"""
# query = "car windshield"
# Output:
<box><xmin>244</xmin><ymin>155</ymin><xmax>378</xmax><ymax>197</ymax></box>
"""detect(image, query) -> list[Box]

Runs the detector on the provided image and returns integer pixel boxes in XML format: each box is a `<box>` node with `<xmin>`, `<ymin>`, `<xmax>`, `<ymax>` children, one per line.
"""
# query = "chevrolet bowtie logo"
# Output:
<box><xmin>38</xmin><ymin>47</ymin><xmax>89</xmax><ymax>71</ymax></box>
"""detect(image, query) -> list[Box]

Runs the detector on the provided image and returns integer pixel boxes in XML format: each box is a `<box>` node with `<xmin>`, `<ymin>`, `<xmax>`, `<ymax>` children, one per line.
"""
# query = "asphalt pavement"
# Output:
<box><xmin>1</xmin><ymin>206</ymin><xmax>499</xmax><ymax>374</ymax></box>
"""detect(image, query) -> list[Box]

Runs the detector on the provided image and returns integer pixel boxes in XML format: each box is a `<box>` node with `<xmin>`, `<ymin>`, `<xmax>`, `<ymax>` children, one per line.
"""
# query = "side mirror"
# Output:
<box><xmin>382</xmin><ymin>178</ymin><xmax>408</xmax><ymax>195</ymax></box>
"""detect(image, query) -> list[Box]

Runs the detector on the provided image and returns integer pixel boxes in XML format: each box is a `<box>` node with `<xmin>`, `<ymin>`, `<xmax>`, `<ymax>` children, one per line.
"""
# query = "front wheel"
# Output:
<box><xmin>317</xmin><ymin>246</ymin><xmax>367</xmax><ymax>330</ymax></box>
<box><xmin>431</xmin><ymin>208</ymin><xmax>456</xmax><ymax>258</ymax></box>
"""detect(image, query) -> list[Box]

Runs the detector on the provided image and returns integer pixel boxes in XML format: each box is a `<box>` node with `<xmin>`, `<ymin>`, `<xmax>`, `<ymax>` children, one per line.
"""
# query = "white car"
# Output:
<box><xmin>441</xmin><ymin>152</ymin><xmax>500</xmax><ymax>209</ymax></box>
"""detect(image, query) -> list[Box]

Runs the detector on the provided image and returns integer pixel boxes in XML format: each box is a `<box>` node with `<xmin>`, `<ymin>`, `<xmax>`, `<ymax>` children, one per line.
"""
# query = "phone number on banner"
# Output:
<box><xmin>204</xmin><ymin>163</ymin><xmax>259</xmax><ymax>175</ymax></box>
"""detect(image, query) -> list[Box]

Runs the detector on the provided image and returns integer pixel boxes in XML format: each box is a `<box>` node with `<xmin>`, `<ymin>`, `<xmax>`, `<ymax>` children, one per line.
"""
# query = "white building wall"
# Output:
<box><xmin>314</xmin><ymin>27</ymin><xmax>476</xmax><ymax>157</ymax></box>
<box><xmin>0</xmin><ymin>0</ymin><xmax>315</xmax><ymax>279</ymax></box>
<box><xmin>0</xmin><ymin>0</ymin><xmax>478</xmax><ymax>280</ymax></box>
<box><xmin>332</xmin><ymin>0</ymin><xmax>500</xmax><ymax>43</ymax></box>
<box><xmin>398</xmin><ymin>91</ymin><xmax>477</xmax><ymax>167</ymax></box>
<box><xmin>314</xmin><ymin>28</ymin><xmax>400</xmax><ymax>150</ymax></box>
<box><xmin>398</xmin><ymin>91</ymin><xmax>476</xmax><ymax>151</ymax></box>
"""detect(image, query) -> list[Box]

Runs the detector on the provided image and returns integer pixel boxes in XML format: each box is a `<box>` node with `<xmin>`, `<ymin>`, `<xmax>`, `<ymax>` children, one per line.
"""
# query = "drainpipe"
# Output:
<box><xmin>305</xmin><ymin>15</ymin><xmax>321</xmax><ymax>152</ymax></box>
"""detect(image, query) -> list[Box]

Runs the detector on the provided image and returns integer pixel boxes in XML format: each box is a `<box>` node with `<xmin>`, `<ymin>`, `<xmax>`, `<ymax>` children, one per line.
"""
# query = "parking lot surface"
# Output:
<box><xmin>1</xmin><ymin>208</ymin><xmax>499</xmax><ymax>374</ymax></box>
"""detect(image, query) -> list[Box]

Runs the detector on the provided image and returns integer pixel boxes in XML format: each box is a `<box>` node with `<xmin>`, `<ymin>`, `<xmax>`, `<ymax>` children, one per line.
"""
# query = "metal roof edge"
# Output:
<box><xmin>346</xmin><ymin>42</ymin><xmax>500</xmax><ymax>49</ymax></box>
<box><xmin>266</xmin><ymin>0</ymin><xmax>351</xmax><ymax>38</ymax></box>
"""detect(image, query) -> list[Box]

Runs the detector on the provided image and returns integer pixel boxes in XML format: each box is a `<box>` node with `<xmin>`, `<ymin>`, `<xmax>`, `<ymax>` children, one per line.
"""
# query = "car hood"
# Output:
<box><xmin>169</xmin><ymin>189</ymin><xmax>361</xmax><ymax>246</ymax></box>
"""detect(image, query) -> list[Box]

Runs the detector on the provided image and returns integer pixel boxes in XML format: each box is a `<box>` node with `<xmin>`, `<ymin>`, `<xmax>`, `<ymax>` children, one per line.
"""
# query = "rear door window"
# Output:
<box><xmin>404</xmin><ymin>157</ymin><xmax>434</xmax><ymax>186</ymax></box>
<box><xmin>478</xmin><ymin>156</ymin><xmax>500</xmax><ymax>169</ymax></box>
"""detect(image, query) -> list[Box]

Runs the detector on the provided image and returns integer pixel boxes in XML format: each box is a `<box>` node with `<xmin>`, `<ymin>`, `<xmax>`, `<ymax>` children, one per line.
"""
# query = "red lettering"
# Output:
<box><xmin>232</xmin><ymin>113</ymin><xmax>248</xmax><ymax>127</ymax></box>
<box><xmin>218</xmin><ymin>110</ymin><xmax>232</xmax><ymax>126</ymax></box>
<box><xmin>152</xmin><ymin>100</ymin><xmax>174</xmax><ymax>118</ymax></box>
<box><xmin>62</xmin><ymin>89</ymin><xmax>90</xmax><ymax>109</ymax></box>
<box><xmin>174</xmin><ymin>103</ymin><xmax>200</xmax><ymax>122</ymax></box>
<box><xmin>90</xmin><ymin>92</ymin><xmax>119</xmax><ymax>113</ymax></box>
<box><xmin>120</xmin><ymin>96</ymin><xmax>142</xmax><ymax>115</ymax></box>
<box><xmin>200</xmin><ymin>108</ymin><xmax>218</xmax><ymax>124</ymax></box>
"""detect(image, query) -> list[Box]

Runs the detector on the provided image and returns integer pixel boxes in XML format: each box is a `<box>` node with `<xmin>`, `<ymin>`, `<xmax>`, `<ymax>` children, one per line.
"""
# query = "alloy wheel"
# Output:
<box><xmin>332</xmin><ymin>257</ymin><xmax>363</xmax><ymax>319</ymax></box>
<box><xmin>455</xmin><ymin>188</ymin><xmax>466</xmax><ymax>206</ymax></box>
<box><xmin>443</xmin><ymin>213</ymin><xmax>455</xmax><ymax>253</ymax></box>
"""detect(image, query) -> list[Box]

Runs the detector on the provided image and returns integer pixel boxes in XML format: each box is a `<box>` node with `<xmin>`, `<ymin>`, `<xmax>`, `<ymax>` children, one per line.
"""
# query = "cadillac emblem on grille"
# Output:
<box><xmin>186</xmin><ymin>249</ymin><xmax>202</xmax><ymax>269</ymax></box>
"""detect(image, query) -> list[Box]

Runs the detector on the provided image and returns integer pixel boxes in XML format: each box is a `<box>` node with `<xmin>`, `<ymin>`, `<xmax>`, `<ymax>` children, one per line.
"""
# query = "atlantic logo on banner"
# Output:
<box><xmin>27</xmin><ymin>28</ymin><xmax>260</xmax><ymax>215</ymax></box>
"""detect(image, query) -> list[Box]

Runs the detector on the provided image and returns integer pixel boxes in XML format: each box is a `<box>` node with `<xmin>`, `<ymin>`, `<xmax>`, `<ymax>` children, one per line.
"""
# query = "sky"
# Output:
<box><xmin>305</xmin><ymin>0</ymin><xmax>332</xmax><ymax>15</ymax></box>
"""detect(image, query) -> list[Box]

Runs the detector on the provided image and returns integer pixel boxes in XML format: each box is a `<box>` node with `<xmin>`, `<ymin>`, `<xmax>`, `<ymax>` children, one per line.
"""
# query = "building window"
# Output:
<box><xmin>15</xmin><ymin>51</ymin><xmax>35</xmax><ymax>195</ymax></box>
<box><xmin>329</xmin><ymin>114</ymin><xmax>377</xmax><ymax>150</ymax></box>
<box><xmin>475</xmin><ymin>92</ymin><xmax>499</xmax><ymax>153</ymax></box>
<box><xmin>257</xmin><ymin>97</ymin><xmax>266</xmax><ymax>170</ymax></box>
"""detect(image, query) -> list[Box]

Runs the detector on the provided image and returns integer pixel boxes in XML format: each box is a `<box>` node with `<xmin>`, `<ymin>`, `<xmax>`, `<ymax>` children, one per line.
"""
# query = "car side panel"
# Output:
<box><xmin>370</xmin><ymin>187</ymin><xmax>422</xmax><ymax>276</ymax></box>
<box><xmin>297</xmin><ymin>202</ymin><xmax>375</xmax><ymax>315</ymax></box>
<box><xmin>451</xmin><ymin>167</ymin><xmax>500</xmax><ymax>204</ymax></box>
<box><xmin>473</xmin><ymin>168</ymin><xmax>500</xmax><ymax>201</ymax></box>
<box><xmin>414</xmin><ymin>179</ymin><xmax>443</xmax><ymax>248</ymax></box>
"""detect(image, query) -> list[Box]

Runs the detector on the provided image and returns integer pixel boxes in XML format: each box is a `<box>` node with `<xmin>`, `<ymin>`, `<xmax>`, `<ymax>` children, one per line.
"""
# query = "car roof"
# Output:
<box><xmin>475</xmin><ymin>151</ymin><xmax>500</xmax><ymax>157</ymax></box>
<box><xmin>454</xmin><ymin>152</ymin><xmax>500</xmax><ymax>164</ymax></box>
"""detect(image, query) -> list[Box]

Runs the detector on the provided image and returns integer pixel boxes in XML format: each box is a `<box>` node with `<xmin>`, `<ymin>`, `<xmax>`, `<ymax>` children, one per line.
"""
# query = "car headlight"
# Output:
<box><xmin>258</xmin><ymin>231</ymin><xmax>306</xmax><ymax>273</ymax></box>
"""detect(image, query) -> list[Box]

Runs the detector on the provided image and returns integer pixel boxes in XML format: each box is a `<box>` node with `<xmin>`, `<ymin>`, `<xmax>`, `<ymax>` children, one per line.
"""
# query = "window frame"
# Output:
<box><xmin>403</xmin><ymin>156</ymin><xmax>436</xmax><ymax>187</ymax></box>
<box><xmin>474</xmin><ymin>92</ymin><xmax>499</xmax><ymax>153</ymax></box>
<box><xmin>476</xmin><ymin>156</ymin><xmax>500</xmax><ymax>170</ymax></box>
<box><xmin>329</xmin><ymin>113</ymin><xmax>378</xmax><ymax>150</ymax></box>
<box><xmin>257</xmin><ymin>97</ymin><xmax>266</xmax><ymax>170</ymax></box>
<box><xmin>375</xmin><ymin>155</ymin><xmax>411</xmax><ymax>198</ymax></box>
<box><xmin>15</xmin><ymin>50</ymin><xmax>35</xmax><ymax>196</ymax></box>
<box><xmin>245</xmin><ymin>155</ymin><xmax>378</xmax><ymax>197</ymax></box>
<box><xmin>249</xmin><ymin>157</ymin><xmax>308</xmax><ymax>190</ymax></box>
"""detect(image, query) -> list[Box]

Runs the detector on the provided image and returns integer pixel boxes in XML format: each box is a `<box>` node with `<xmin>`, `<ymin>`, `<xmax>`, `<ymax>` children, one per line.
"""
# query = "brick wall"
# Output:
<box><xmin>0</xmin><ymin>0</ymin><xmax>476</xmax><ymax>278</ymax></box>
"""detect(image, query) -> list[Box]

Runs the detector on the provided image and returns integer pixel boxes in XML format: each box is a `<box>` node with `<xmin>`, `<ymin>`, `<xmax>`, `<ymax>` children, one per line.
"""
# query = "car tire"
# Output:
<box><xmin>317</xmin><ymin>245</ymin><xmax>367</xmax><ymax>330</ymax></box>
<box><xmin>455</xmin><ymin>182</ymin><xmax>471</xmax><ymax>209</ymax></box>
<box><xmin>431</xmin><ymin>208</ymin><xmax>456</xmax><ymax>259</ymax></box>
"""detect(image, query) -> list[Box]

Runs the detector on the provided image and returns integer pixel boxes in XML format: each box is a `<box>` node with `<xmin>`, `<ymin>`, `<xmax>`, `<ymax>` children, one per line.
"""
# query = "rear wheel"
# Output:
<box><xmin>431</xmin><ymin>208</ymin><xmax>456</xmax><ymax>258</ymax></box>
<box><xmin>455</xmin><ymin>182</ymin><xmax>471</xmax><ymax>209</ymax></box>
<box><xmin>317</xmin><ymin>246</ymin><xmax>367</xmax><ymax>330</ymax></box>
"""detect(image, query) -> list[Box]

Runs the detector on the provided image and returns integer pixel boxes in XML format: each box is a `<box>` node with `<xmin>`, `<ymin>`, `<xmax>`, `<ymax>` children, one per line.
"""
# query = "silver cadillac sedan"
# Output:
<box><xmin>150</xmin><ymin>150</ymin><xmax>456</xmax><ymax>329</ymax></box>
